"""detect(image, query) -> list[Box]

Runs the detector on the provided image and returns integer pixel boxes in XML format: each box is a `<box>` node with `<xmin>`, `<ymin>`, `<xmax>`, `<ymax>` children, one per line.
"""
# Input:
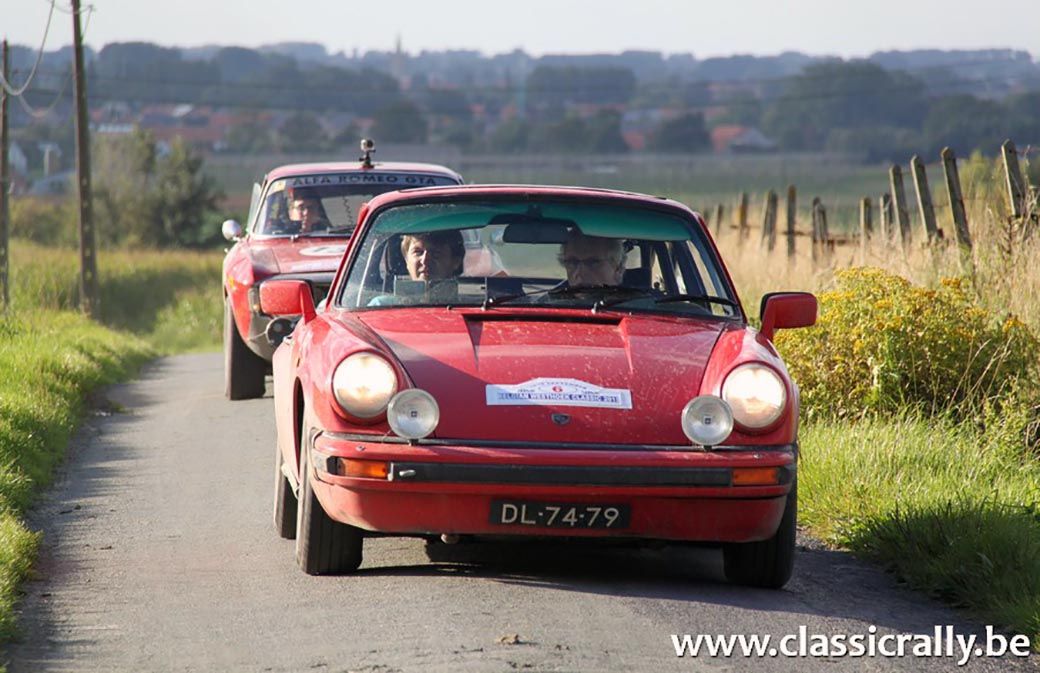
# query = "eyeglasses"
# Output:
<box><xmin>560</xmin><ymin>257</ymin><xmax>611</xmax><ymax>272</ymax></box>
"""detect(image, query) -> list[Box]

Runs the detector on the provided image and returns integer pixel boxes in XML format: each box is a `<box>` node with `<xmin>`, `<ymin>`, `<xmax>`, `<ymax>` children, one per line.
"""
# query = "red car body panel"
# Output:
<box><xmin>354</xmin><ymin>308</ymin><xmax>724</xmax><ymax>444</ymax></box>
<box><xmin>273</xmin><ymin>184</ymin><xmax>813</xmax><ymax>557</ymax></box>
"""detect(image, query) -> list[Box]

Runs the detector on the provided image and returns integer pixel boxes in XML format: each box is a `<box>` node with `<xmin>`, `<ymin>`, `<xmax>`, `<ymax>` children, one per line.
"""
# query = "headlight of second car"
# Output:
<box><xmin>721</xmin><ymin>363</ymin><xmax>787</xmax><ymax>430</ymax></box>
<box><xmin>332</xmin><ymin>352</ymin><xmax>398</xmax><ymax>419</ymax></box>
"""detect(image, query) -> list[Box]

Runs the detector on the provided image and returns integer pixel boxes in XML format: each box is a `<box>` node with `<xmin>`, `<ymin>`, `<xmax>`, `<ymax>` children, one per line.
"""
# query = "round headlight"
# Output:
<box><xmin>387</xmin><ymin>389</ymin><xmax>440</xmax><ymax>440</ymax></box>
<box><xmin>332</xmin><ymin>352</ymin><xmax>398</xmax><ymax>418</ymax></box>
<box><xmin>681</xmin><ymin>396</ymin><xmax>734</xmax><ymax>446</ymax></box>
<box><xmin>721</xmin><ymin>363</ymin><xmax>787</xmax><ymax>430</ymax></box>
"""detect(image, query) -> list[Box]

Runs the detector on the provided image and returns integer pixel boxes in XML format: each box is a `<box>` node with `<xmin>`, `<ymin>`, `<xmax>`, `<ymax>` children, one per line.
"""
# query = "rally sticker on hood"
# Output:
<box><xmin>299</xmin><ymin>245</ymin><xmax>348</xmax><ymax>257</ymax></box>
<box><xmin>486</xmin><ymin>378</ymin><xmax>632</xmax><ymax>410</ymax></box>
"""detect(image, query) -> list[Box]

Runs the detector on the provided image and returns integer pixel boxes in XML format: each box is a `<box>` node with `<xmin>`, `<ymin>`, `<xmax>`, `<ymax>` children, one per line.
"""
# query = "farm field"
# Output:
<box><xmin>205</xmin><ymin>151</ymin><xmax>891</xmax><ymax>232</ymax></box>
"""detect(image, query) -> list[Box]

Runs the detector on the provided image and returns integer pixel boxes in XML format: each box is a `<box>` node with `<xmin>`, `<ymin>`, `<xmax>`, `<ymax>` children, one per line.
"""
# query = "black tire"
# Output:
<box><xmin>295</xmin><ymin>430</ymin><xmax>364</xmax><ymax>575</ymax></box>
<box><xmin>224</xmin><ymin>297</ymin><xmax>266</xmax><ymax>400</ymax></box>
<box><xmin>273</xmin><ymin>443</ymin><xmax>297</xmax><ymax>540</ymax></box>
<box><xmin>722</xmin><ymin>482</ymin><xmax>797</xmax><ymax>589</ymax></box>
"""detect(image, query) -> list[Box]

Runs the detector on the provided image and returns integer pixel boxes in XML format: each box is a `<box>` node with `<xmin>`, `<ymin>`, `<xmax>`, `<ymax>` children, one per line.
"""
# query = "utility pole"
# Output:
<box><xmin>1</xmin><ymin>39</ymin><xmax>10</xmax><ymax>312</ymax></box>
<box><xmin>71</xmin><ymin>0</ymin><xmax>98</xmax><ymax>317</ymax></box>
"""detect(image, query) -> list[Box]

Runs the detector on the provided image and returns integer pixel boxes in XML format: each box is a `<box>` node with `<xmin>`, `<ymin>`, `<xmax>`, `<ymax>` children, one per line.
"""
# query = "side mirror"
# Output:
<box><xmin>222</xmin><ymin>219</ymin><xmax>244</xmax><ymax>241</ymax></box>
<box><xmin>759</xmin><ymin>292</ymin><xmax>817</xmax><ymax>342</ymax></box>
<box><xmin>259</xmin><ymin>280</ymin><xmax>317</xmax><ymax>323</ymax></box>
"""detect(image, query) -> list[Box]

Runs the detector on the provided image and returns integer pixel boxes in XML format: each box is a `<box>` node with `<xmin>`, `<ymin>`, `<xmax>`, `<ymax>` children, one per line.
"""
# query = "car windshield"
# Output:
<box><xmin>254</xmin><ymin>173</ymin><xmax>460</xmax><ymax>237</ymax></box>
<box><xmin>336</xmin><ymin>198</ymin><xmax>741</xmax><ymax>319</ymax></box>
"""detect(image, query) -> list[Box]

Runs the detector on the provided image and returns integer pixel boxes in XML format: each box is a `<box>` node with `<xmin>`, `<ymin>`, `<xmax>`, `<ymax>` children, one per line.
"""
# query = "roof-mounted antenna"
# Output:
<box><xmin>359</xmin><ymin>138</ymin><xmax>375</xmax><ymax>169</ymax></box>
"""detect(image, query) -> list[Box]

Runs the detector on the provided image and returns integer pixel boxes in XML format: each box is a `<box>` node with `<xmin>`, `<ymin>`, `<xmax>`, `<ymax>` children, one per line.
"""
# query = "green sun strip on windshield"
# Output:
<box><xmin>369</xmin><ymin>201</ymin><xmax>694</xmax><ymax>241</ymax></box>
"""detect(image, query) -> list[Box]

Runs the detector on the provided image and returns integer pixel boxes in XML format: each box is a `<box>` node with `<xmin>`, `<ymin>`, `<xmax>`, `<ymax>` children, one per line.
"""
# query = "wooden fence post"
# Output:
<box><xmin>911</xmin><ymin>155</ymin><xmax>939</xmax><ymax>243</ymax></box>
<box><xmin>737</xmin><ymin>192</ymin><xmax>749</xmax><ymax>246</ymax></box>
<box><xmin>941</xmin><ymin>147</ymin><xmax>974</xmax><ymax>273</ymax></box>
<box><xmin>761</xmin><ymin>190</ymin><xmax>778</xmax><ymax>251</ymax></box>
<box><xmin>889</xmin><ymin>164</ymin><xmax>912</xmax><ymax>251</ymax></box>
<box><xmin>860</xmin><ymin>197</ymin><xmax>872</xmax><ymax>262</ymax></box>
<box><xmin>810</xmin><ymin>197</ymin><xmax>820</xmax><ymax>264</ymax></box>
<box><xmin>811</xmin><ymin>197</ymin><xmax>830</xmax><ymax>264</ymax></box>
<box><xmin>713</xmin><ymin>203</ymin><xmax>724</xmax><ymax>238</ymax></box>
<box><xmin>817</xmin><ymin>200</ymin><xmax>830</xmax><ymax>262</ymax></box>
<box><xmin>1001</xmin><ymin>139</ymin><xmax>1026</xmax><ymax>218</ymax></box>
<box><xmin>785</xmin><ymin>185</ymin><xmax>796</xmax><ymax>261</ymax></box>
<box><xmin>879</xmin><ymin>192</ymin><xmax>893</xmax><ymax>243</ymax></box>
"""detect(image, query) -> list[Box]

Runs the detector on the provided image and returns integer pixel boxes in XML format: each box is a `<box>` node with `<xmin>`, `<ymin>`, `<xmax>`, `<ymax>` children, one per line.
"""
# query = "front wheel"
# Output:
<box><xmin>295</xmin><ymin>429</ymin><xmax>364</xmax><ymax>575</ymax></box>
<box><xmin>224</xmin><ymin>297</ymin><xmax>266</xmax><ymax>400</ymax></box>
<box><xmin>722</xmin><ymin>482</ymin><xmax>797</xmax><ymax>589</ymax></box>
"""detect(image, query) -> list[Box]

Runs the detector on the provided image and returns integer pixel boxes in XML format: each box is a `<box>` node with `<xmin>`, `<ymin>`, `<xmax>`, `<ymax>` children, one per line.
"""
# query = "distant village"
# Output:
<box><xmin>5</xmin><ymin>41</ymin><xmax>1039</xmax><ymax>195</ymax></box>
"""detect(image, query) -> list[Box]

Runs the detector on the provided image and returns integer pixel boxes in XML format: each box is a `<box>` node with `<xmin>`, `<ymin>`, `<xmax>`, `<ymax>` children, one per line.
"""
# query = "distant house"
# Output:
<box><xmin>711</xmin><ymin>125</ymin><xmax>777</xmax><ymax>154</ymax></box>
<box><xmin>28</xmin><ymin>171</ymin><xmax>74</xmax><ymax>196</ymax></box>
<box><xmin>136</xmin><ymin>104</ymin><xmax>236</xmax><ymax>152</ymax></box>
<box><xmin>622</xmin><ymin>130</ymin><xmax>646</xmax><ymax>151</ymax></box>
<box><xmin>7</xmin><ymin>142</ymin><xmax>28</xmax><ymax>176</ymax></box>
<box><xmin>38</xmin><ymin>142</ymin><xmax>62</xmax><ymax>176</ymax></box>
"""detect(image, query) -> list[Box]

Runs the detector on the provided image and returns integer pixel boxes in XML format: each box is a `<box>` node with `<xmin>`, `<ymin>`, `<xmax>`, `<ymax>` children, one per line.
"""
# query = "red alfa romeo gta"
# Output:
<box><xmin>263</xmin><ymin>184</ymin><xmax>817</xmax><ymax>587</ymax></box>
<box><xmin>221</xmin><ymin>141</ymin><xmax>467</xmax><ymax>400</ymax></box>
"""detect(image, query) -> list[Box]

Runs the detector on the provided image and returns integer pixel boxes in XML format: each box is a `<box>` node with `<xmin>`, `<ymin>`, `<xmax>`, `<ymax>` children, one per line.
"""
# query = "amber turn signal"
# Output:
<box><xmin>731</xmin><ymin>467</ymin><xmax>780</xmax><ymax>486</ymax></box>
<box><xmin>337</xmin><ymin>458</ymin><xmax>390</xmax><ymax>479</ymax></box>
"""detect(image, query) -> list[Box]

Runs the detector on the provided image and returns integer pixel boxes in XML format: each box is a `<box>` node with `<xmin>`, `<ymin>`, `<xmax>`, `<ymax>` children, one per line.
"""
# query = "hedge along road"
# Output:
<box><xmin>2</xmin><ymin>353</ymin><xmax>1035</xmax><ymax>673</ymax></box>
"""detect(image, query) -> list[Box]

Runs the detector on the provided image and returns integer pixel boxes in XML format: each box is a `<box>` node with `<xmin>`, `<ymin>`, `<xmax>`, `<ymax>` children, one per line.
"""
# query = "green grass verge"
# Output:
<box><xmin>800</xmin><ymin>416</ymin><xmax>1040</xmax><ymax>647</ymax></box>
<box><xmin>0</xmin><ymin>310</ymin><xmax>154</xmax><ymax>639</ymax></box>
<box><xmin>10</xmin><ymin>241</ymin><xmax>223</xmax><ymax>353</ymax></box>
<box><xmin>0</xmin><ymin>242</ymin><xmax>223</xmax><ymax>647</ymax></box>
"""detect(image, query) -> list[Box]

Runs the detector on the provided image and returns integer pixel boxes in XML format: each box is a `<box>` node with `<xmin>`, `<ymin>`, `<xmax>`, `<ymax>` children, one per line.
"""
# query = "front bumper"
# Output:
<box><xmin>309</xmin><ymin>434</ymin><xmax>797</xmax><ymax>544</ymax></box>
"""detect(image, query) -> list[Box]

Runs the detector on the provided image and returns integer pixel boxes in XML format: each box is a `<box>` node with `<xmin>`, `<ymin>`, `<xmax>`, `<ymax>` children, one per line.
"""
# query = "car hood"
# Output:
<box><xmin>249</xmin><ymin>237</ymin><xmax>351</xmax><ymax>277</ymax></box>
<box><xmin>354</xmin><ymin>309</ymin><xmax>727</xmax><ymax>445</ymax></box>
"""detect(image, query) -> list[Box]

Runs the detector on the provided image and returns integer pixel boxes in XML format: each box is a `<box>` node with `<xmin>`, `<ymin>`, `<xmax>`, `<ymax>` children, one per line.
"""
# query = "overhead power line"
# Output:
<box><xmin>0</xmin><ymin>0</ymin><xmax>56</xmax><ymax>96</ymax></box>
<box><xmin>11</xmin><ymin>5</ymin><xmax>92</xmax><ymax>120</ymax></box>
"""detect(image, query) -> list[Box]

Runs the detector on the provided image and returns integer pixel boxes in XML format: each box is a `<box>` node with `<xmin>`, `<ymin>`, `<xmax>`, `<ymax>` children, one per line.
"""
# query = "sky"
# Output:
<box><xmin>3</xmin><ymin>0</ymin><xmax>1039</xmax><ymax>60</ymax></box>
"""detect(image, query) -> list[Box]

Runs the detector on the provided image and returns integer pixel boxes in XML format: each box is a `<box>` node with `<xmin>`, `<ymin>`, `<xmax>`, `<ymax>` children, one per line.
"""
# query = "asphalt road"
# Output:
<box><xmin>3</xmin><ymin>353</ymin><xmax>1036</xmax><ymax>672</ymax></box>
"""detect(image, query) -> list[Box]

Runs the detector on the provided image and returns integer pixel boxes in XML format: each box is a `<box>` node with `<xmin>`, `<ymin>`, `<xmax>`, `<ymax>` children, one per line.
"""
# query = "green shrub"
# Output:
<box><xmin>9</xmin><ymin>198</ymin><xmax>78</xmax><ymax>247</ymax></box>
<box><xmin>775</xmin><ymin>267</ymin><xmax>1040</xmax><ymax>424</ymax></box>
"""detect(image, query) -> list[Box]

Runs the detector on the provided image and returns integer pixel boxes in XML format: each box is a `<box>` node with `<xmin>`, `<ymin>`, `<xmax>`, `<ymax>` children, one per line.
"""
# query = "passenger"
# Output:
<box><xmin>558</xmin><ymin>231</ymin><xmax>625</xmax><ymax>287</ymax></box>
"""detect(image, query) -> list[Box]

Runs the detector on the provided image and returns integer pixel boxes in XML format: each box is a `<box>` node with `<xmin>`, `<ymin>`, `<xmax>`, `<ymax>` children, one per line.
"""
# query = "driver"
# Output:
<box><xmin>287</xmin><ymin>188</ymin><xmax>330</xmax><ymax>234</ymax></box>
<box><xmin>402</xmin><ymin>230</ymin><xmax>465</xmax><ymax>281</ymax></box>
<box><xmin>368</xmin><ymin>230</ymin><xmax>465</xmax><ymax>306</ymax></box>
<box><xmin>558</xmin><ymin>231</ymin><xmax>625</xmax><ymax>287</ymax></box>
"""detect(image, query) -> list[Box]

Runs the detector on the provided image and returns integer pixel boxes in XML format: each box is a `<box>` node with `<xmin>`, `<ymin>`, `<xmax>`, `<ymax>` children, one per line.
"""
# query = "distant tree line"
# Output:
<box><xmin>8</xmin><ymin>42</ymin><xmax>1040</xmax><ymax>162</ymax></box>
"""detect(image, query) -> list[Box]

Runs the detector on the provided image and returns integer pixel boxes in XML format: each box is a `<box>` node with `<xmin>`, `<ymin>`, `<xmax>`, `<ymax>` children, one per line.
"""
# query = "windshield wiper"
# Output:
<box><xmin>325</xmin><ymin>226</ymin><xmax>354</xmax><ymax>235</ymax></box>
<box><xmin>653</xmin><ymin>293</ymin><xmax>739</xmax><ymax>308</ymax></box>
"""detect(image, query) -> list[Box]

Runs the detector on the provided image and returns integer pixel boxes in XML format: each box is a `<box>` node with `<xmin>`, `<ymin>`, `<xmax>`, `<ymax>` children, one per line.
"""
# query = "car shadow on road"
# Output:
<box><xmin>351</xmin><ymin>534</ymin><xmax>1007</xmax><ymax>644</ymax></box>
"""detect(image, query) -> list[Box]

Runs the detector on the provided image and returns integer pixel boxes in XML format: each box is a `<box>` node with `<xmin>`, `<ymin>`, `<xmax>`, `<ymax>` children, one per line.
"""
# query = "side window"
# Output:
<box><xmin>682</xmin><ymin>240</ymin><xmax>735</xmax><ymax>316</ymax></box>
<box><xmin>246</xmin><ymin>182</ymin><xmax>262</xmax><ymax>233</ymax></box>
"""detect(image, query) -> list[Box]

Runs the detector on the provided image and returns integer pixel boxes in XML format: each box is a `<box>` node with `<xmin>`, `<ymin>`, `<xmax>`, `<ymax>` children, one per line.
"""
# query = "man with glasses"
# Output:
<box><xmin>558</xmin><ymin>230</ymin><xmax>626</xmax><ymax>287</ymax></box>
<box><xmin>287</xmin><ymin>187</ymin><xmax>330</xmax><ymax>234</ymax></box>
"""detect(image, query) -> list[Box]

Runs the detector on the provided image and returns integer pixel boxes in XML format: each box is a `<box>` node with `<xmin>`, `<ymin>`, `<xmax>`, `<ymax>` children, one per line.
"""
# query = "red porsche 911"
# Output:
<box><xmin>262</xmin><ymin>184</ymin><xmax>816</xmax><ymax>587</ymax></box>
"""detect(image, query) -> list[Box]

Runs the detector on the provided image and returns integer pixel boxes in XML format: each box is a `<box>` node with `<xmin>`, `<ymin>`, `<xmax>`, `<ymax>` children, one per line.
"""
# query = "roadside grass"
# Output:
<box><xmin>0</xmin><ymin>242</ymin><xmax>223</xmax><ymax>644</ymax></box>
<box><xmin>10</xmin><ymin>241</ymin><xmax>224</xmax><ymax>353</ymax></box>
<box><xmin>800</xmin><ymin>418</ymin><xmax>1040</xmax><ymax>646</ymax></box>
<box><xmin>0</xmin><ymin>310</ymin><xmax>153</xmax><ymax>639</ymax></box>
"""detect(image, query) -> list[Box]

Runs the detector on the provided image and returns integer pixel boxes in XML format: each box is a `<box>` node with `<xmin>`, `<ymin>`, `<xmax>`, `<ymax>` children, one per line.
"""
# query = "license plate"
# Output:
<box><xmin>490</xmin><ymin>500</ymin><xmax>631</xmax><ymax>529</ymax></box>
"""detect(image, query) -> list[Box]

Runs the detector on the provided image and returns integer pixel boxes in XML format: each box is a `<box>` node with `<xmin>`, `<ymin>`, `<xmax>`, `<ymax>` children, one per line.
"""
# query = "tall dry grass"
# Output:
<box><xmin>709</xmin><ymin>164</ymin><xmax>1040</xmax><ymax>334</ymax></box>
